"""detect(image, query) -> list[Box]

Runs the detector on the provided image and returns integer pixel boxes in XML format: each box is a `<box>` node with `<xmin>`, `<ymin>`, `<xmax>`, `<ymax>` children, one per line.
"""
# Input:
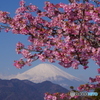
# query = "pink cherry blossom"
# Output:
<box><xmin>1</xmin><ymin>0</ymin><xmax>100</xmax><ymax>99</ymax></box>
<box><xmin>28</xmin><ymin>4</ymin><xmax>38</xmax><ymax>12</ymax></box>
<box><xmin>97</xmin><ymin>68</ymin><xmax>100</xmax><ymax>74</ymax></box>
<box><xmin>16</xmin><ymin>6</ymin><xmax>27</xmax><ymax>14</ymax></box>
<box><xmin>83</xmin><ymin>66</ymin><xmax>89</xmax><ymax>69</ymax></box>
<box><xmin>14</xmin><ymin>59</ymin><xmax>25</xmax><ymax>69</ymax></box>
<box><xmin>19</xmin><ymin>0</ymin><xmax>25</xmax><ymax>7</ymax></box>
<box><xmin>21</xmin><ymin>49</ymin><xmax>31</xmax><ymax>58</ymax></box>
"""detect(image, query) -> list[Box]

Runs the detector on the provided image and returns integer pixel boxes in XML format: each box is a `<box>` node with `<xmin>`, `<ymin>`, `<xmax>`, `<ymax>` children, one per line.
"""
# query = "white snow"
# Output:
<box><xmin>13</xmin><ymin>63</ymin><xmax>84</xmax><ymax>83</ymax></box>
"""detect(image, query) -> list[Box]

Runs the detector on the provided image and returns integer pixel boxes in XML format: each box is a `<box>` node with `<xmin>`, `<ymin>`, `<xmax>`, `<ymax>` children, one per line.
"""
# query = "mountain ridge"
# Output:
<box><xmin>0</xmin><ymin>79</ymin><xmax>69</xmax><ymax>100</ymax></box>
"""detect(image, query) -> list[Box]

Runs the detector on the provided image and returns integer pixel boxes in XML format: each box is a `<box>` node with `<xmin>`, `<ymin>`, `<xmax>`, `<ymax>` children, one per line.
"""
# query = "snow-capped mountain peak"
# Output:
<box><xmin>13</xmin><ymin>63</ymin><xmax>86</xmax><ymax>89</ymax></box>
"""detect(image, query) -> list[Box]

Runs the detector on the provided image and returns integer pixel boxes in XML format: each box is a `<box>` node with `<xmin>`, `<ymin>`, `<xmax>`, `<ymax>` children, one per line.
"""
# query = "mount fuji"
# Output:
<box><xmin>13</xmin><ymin>63</ymin><xmax>86</xmax><ymax>89</ymax></box>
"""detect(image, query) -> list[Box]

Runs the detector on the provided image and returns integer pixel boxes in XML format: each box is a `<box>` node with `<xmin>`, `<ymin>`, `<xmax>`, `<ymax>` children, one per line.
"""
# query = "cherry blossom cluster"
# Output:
<box><xmin>0</xmin><ymin>0</ymin><xmax>100</xmax><ymax>99</ymax></box>
<box><xmin>77</xmin><ymin>83</ymin><xmax>100</xmax><ymax>91</ymax></box>
<box><xmin>77</xmin><ymin>75</ymin><xmax>100</xmax><ymax>92</ymax></box>
<box><xmin>0</xmin><ymin>0</ymin><xmax>100</xmax><ymax>70</ymax></box>
<box><xmin>89</xmin><ymin>75</ymin><xmax>100</xmax><ymax>83</ymax></box>
<box><xmin>44</xmin><ymin>92</ymin><xmax>79</xmax><ymax>100</ymax></box>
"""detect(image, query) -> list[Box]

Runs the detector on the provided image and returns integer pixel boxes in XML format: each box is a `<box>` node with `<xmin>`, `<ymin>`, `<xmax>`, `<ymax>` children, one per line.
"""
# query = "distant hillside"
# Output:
<box><xmin>0</xmin><ymin>79</ymin><xmax>69</xmax><ymax>100</ymax></box>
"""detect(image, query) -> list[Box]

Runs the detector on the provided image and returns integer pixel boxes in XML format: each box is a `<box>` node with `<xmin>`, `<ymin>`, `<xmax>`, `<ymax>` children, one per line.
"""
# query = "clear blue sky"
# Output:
<box><xmin>0</xmin><ymin>0</ymin><xmax>99</xmax><ymax>82</ymax></box>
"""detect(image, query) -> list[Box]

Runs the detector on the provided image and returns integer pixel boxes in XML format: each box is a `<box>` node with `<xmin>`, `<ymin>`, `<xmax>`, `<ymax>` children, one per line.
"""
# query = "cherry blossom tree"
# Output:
<box><xmin>0</xmin><ymin>0</ymin><xmax>100</xmax><ymax>99</ymax></box>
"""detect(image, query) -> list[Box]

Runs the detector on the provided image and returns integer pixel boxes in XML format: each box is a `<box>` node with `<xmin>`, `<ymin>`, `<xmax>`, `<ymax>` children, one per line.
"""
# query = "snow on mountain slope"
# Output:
<box><xmin>13</xmin><ymin>63</ymin><xmax>86</xmax><ymax>89</ymax></box>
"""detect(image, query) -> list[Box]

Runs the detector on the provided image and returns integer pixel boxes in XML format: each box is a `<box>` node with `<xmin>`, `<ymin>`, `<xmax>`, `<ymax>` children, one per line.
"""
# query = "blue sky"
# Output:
<box><xmin>0</xmin><ymin>0</ymin><xmax>99</xmax><ymax>82</ymax></box>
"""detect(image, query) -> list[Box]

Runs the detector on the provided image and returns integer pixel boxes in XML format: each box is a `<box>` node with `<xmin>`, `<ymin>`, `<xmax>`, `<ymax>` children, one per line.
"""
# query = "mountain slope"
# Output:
<box><xmin>13</xmin><ymin>63</ymin><xmax>86</xmax><ymax>89</ymax></box>
<box><xmin>0</xmin><ymin>79</ymin><xmax>69</xmax><ymax>100</ymax></box>
<box><xmin>0</xmin><ymin>79</ymin><xmax>42</xmax><ymax>100</ymax></box>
